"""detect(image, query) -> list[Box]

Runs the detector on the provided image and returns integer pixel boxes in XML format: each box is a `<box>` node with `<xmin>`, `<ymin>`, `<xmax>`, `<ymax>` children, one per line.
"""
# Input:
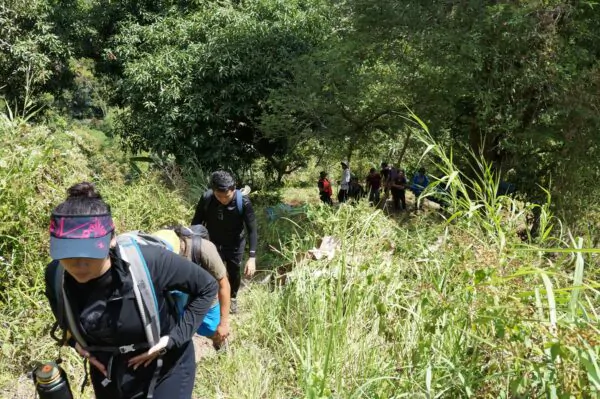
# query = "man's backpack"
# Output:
<box><xmin>202</xmin><ymin>189</ymin><xmax>244</xmax><ymax>216</ymax></box>
<box><xmin>172</xmin><ymin>224</ymin><xmax>210</xmax><ymax>260</ymax></box>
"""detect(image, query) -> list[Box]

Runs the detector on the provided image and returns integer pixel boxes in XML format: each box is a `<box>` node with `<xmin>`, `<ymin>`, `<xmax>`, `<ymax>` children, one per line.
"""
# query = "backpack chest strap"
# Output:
<box><xmin>85</xmin><ymin>342</ymin><xmax>150</xmax><ymax>355</ymax></box>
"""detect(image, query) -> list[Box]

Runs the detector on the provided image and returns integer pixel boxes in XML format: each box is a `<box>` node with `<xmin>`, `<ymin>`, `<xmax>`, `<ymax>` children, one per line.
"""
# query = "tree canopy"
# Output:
<box><xmin>2</xmin><ymin>0</ymin><xmax>600</xmax><ymax>217</ymax></box>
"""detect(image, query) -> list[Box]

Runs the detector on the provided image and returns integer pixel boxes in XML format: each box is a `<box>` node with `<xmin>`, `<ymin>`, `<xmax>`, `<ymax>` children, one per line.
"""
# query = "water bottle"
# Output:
<box><xmin>33</xmin><ymin>361</ymin><xmax>73</xmax><ymax>399</ymax></box>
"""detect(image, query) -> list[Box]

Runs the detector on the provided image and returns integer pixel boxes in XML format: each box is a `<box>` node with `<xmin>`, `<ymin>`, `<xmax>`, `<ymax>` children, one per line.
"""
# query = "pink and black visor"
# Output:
<box><xmin>49</xmin><ymin>213</ymin><xmax>115</xmax><ymax>260</ymax></box>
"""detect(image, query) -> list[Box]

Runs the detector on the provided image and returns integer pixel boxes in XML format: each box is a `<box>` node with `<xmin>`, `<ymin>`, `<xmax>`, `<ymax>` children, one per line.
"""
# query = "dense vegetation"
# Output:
<box><xmin>1</xmin><ymin>0</ymin><xmax>599</xmax><ymax>398</ymax></box>
<box><xmin>4</xmin><ymin>0</ymin><xmax>600</xmax><ymax>209</ymax></box>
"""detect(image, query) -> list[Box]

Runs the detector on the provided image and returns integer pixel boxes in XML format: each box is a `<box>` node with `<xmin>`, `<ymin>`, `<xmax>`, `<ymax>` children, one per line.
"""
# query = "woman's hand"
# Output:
<box><xmin>75</xmin><ymin>343</ymin><xmax>107</xmax><ymax>377</ymax></box>
<box><xmin>128</xmin><ymin>336</ymin><xmax>170</xmax><ymax>370</ymax></box>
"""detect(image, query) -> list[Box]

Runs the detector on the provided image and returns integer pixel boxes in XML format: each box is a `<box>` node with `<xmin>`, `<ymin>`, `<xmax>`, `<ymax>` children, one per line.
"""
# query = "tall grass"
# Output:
<box><xmin>194</xmin><ymin>122</ymin><xmax>599</xmax><ymax>398</ymax></box>
<box><xmin>1</xmin><ymin>115</ymin><xmax>598</xmax><ymax>399</ymax></box>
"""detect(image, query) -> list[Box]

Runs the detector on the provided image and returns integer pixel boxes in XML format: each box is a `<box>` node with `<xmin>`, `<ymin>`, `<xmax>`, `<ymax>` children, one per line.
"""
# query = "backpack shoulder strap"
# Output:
<box><xmin>236</xmin><ymin>189</ymin><xmax>243</xmax><ymax>216</ymax></box>
<box><xmin>117</xmin><ymin>234</ymin><xmax>160</xmax><ymax>347</ymax></box>
<box><xmin>191</xmin><ymin>231</ymin><xmax>202</xmax><ymax>264</ymax></box>
<box><xmin>53</xmin><ymin>263</ymin><xmax>65</xmax><ymax>327</ymax></box>
<box><xmin>54</xmin><ymin>264</ymin><xmax>88</xmax><ymax>348</ymax></box>
<box><xmin>174</xmin><ymin>225</ymin><xmax>204</xmax><ymax>264</ymax></box>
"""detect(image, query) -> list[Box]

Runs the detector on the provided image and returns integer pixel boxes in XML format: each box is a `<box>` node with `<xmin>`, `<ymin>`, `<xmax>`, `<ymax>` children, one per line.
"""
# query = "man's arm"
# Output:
<box><xmin>196</xmin><ymin>239</ymin><xmax>230</xmax><ymax>328</ymax></box>
<box><xmin>242</xmin><ymin>196</ymin><xmax>258</xmax><ymax>277</ymax></box>
<box><xmin>191</xmin><ymin>192</ymin><xmax>210</xmax><ymax>225</ymax></box>
<box><xmin>242</xmin><ymin>197</ymin><xmax>257</xmax><ymax>259</ymax></box>
<box><xmin>216</xmin><ymin>277</ymin><xmax>230</xmax><ymax>330</ymax></box>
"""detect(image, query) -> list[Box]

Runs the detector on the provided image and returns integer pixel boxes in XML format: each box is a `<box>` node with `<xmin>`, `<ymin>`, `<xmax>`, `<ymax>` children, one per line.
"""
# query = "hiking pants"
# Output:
<box><xmin>391</xmin><ymin>189</ymin><xmax>406</xmax><ymax>211</ymax></box>
<box><xmin>320</xmin><ymin>193</ymin><xmax>333</xmax><ymax>205</ymax></box>
<box><xmin>217</xmin><ymin>240</ymin><xmax>245</xmax><ymax>299</ymax></box>
<box><xmin>337</xmin><ymin>189</ymin><xmax>348</xmax><ymax>203</ymax></box>
<box><xmin>91</xmin><ymin>341</ymin><xmax>195</xmax><ymax>399</ymax></box>
<box><xmin>368</xmin><ymin>189</ymin><xmax>380</xmax><ymax>206</ymax></box>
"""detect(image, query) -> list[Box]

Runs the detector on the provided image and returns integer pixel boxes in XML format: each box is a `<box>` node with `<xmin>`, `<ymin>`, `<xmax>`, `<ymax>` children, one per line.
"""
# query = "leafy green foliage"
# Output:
<box><xmin>113</xmin><ymin>0</ymin><xmax>332</xmax><ymax>170</ymax></box>
<box><xmin>0</xmin><ymin>1</ymin><xmax>67</xmax><ymax>112</ymax></box>
<box><xmin>3</xmin><ymin>1</ymin><xmax>600</xmax><ymax>397</ymax></box>
<box><xmin>342</xmin><ymin>0</ymin><xmax>600</xmax><ymax>220</ymax></box>
<box><xmin>194</xmin><ymin>187</ymin><xmax>599</xmax><ymax>398</ymax></box>
<box><xmin>262</xmin><ymin>40</ymin><xmax>409</xmax><ymax>164</ymax></box>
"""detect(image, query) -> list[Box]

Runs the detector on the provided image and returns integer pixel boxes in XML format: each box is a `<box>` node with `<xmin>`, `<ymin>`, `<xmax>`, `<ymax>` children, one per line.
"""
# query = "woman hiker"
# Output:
<box><xmin>45</xmin><ymin>182</ymin><xmax>218</xmax><ymax>399</ymax></box>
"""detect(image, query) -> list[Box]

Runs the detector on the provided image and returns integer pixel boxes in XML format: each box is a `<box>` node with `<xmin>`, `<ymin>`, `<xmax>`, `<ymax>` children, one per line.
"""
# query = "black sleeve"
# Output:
<box><xmin>242</xmin><ymin>196</ymin><xmax>258</xmax><ymax>256</ymax></box>
<box><xmin>44</xmin><ymin>261</ymin><xmax>61</xmax><ymax>323</ymax></box>
<box><xmin>143</xmin><ymin>246</ymin><xmax>218</xmax><ymax>349</ymax></box>
<box><xmin>191</xmin><ymin>191</ymin><xmax>210</xmax><ymax>225</ymax></box>
<box><xmin>44</xmin><ymin>261</ymin><xmax>76</xmax><ymax>347</ymax></box>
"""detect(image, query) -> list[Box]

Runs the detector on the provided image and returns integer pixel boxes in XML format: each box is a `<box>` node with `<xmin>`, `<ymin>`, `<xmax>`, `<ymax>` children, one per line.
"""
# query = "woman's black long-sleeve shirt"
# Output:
<box><xmin>44</xmin><ymin>245</ymin><xmax>218</xmax><ymax>397</ymax></box>
<box><xmin>191</xmin><ymin>190</ymin><xmax>258</xmax><ymax>255</ymax></box>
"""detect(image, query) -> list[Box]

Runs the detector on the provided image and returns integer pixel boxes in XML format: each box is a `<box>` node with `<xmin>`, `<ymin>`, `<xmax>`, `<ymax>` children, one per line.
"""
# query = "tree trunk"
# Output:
<box><xmin>276</xmin><ymin>169</ymin><xmax>285</xmax><ymax>185</ymax></box>
<box><xmin>346</xmin><ymin>139</ymin><xmax>355</xmax><ymax>164</ymax></box>
<box><xmin>529</xmin><ymin>206</ymin><xmax>542</xmax><ymax>240</ymax></box>
<box><xmin>396</xmin><ymin>129</ymin><xmax>412</xmax><ymax>166</ymax></box>
<box><xmin>468</xmin><ymin>123</ymin><xmax>501</xmax><ymax>167</ymax></box>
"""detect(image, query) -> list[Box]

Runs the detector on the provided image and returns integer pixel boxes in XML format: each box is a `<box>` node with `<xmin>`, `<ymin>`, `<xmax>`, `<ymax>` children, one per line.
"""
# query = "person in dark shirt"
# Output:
<box><xmin>366</xmin><ymin>168</ymin><xmax>382</xmax><ymax>205</ymax></box>
<box><xmin>191</xmin><ymin>171</ymin><xmax>258</xmax><ymax>314</ymax></box>
<box><xmin>44</xmin><ymin>182</ymin><xmax>218</xmax><ymax>399</ymax></box>
<box><xmin>380</xmin><ymin>162</ymin><xmax>392</xmax><ymax>198</ymax></box>
<box><xmin>391</xmin><ymin>168</ymin><xmax>408</xmax><ymax>211</ymax></box>
<box><xmin>348</xmin><ymin>176</ymin><xmax>366</xmax><ymax>202</ymax></box>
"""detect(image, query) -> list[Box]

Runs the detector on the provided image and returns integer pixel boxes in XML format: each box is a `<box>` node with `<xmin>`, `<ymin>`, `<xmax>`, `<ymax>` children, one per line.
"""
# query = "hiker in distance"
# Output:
<box><xmin>365</xmin><ymin>167</ymin><xmax>382</xmax><ymax>206</ymax></box>
<box><xmin>191</xmin><ymin>170</ymin><xmax>258</xmax><ymax>314</ymax></box>
<box><xmin>317</xmin><ymin>171</ymin><xmax>333</xmax><ymax>205</ymax></box>
<box><xmin>153</xmin><ymin>225</ymin><xmax>231</xmax><ymax>349</ymax></box>
<box><xmin>390</xmin><ymin>168</ymin><xmax>408</xmax><ymax>211</ymax></box>
<box><xmin>411</xmin><ymin>167</ymin><xmax>430</xmax><ymax>210</ymax></box>
<box><xmin>44</xmin><ymin>182</ymin><xmax>218</xmax><ymax>399</ymax></box>
<box><xmin>337</xmin><ymin>161</ymin><xmax>351</xmax><ymax>203</ymax></box>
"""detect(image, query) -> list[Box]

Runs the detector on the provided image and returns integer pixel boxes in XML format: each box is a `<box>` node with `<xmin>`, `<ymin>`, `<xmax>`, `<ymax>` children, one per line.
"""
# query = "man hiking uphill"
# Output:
<box><xmin>153</xmin><ymin>225</ymin><xmax>231</xmax><ymax>349</ymax></box>
<box><xmin>44</xmin><ymin>182</ymin><xmax>217</xmax><ymax>399</ymax></box>
<box><xmin>191</xmin><ymin>171</ymin><xmax>258</xmax><ymax>314</ymax></box>
<box><xmin>366</xmin><ymin>168</ymin><xmax>382</xmax><ymax>206</ymax></box>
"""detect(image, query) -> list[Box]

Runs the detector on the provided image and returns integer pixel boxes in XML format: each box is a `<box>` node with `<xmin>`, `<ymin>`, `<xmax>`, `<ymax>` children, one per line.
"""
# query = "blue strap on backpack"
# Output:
<box><xmin>203</xmin><ymin>189</ymin><xmax>244</xmax><ymax>216</ymax></box>
<box><xmin>235</xmin><ymin>189</ymin><xmax>243</xmax><ymax>215</ymax></box>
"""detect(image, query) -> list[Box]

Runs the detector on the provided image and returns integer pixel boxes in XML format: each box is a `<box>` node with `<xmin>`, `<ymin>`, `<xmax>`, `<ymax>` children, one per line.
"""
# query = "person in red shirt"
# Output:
<box><xmin>318</xmin><ymin>171</ymin><xmax>333</xmax><ymax>205</ymax></box>
<box><xmin>366</xmin><ymin>168</ymin><xmax>382</xmax><ymax>206</ymax></box>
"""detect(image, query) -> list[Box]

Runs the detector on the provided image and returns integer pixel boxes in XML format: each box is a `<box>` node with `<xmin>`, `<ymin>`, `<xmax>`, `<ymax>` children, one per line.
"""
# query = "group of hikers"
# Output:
<box><xmin>318</xmin><ymin>161</ymin><xmax>431</xmax><ymax>211</ymax></box>
<box><xmin>44</xmin><ymin>171</ymin><xmax>257</xmax><ymax>398</ymax></box>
